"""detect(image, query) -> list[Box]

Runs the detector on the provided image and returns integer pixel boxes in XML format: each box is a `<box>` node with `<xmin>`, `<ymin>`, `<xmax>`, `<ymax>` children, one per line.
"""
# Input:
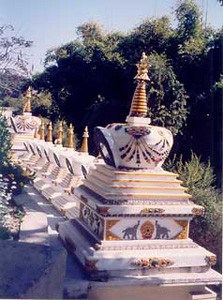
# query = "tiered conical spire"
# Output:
<box><xmin>80</xmin><ymin>126</ymin><xmax>89</xmax><ymax>153</ymax></box>
<box><xmin>67</xmin><ymin>124</ymin><xmax>74</xmax><ymax>148</ymax></box>
<box><xmin>40</xmin><ymin>120</ymin><xmax>45</xmax><ymax>140</ymax></box>
<box><xmin>46</xmin><ymin>121</ymin><xmax>53</xmax><ymax>142</ymax></box>
<box><xmin>128</xmin><ymin>52</ymin><xmax>150</xmax><ymax>118</ymax></box>
<box><xmin>56</xmin><ymin>121</ymin><xmax>63</xmax><ymax>145</ymax></box>
<box><xmin>23</xmin><ymin>86</ymin><xmax>32</xmax><ymax>113</ymax></box>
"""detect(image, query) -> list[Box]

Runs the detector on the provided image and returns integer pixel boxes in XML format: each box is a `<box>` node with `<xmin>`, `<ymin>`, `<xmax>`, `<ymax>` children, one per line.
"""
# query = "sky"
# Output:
<box><xmin>0</xmin><ymin>0</ymin><xmax>222</xmax><ymax>73</ymax></box>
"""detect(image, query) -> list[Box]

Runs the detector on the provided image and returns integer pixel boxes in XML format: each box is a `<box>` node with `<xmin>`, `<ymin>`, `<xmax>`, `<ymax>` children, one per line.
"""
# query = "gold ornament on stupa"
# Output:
<box><xmin>67</xmin><ymin>124</ymin><xmax>74</xmax><ymax>148</ymax></box>
<box><xmin>129</xmin><ymin>52</ymin><xmax>150</xmax><ymax>118</ymax></box>
<box><xmin>23</xmin><ymin>86</ymin><xmax>32</xmax><ymax>113</ymax></box>
<box><xmin>56</xmin><ymin>121</ymin><xmax>63</xmax><ymax>145</ymax></box>
<box><xmin>34</xmin><ymin>127</ymin><xmax>39</xmax><ymax>139</ymax></box>
<box><xmin>80</xmin><ymin>126</ymin><xmax>89</xmax><ymax>153</ymax></box>
<box><xmin>40</xmin><ymin>120</ymin><xmax>45</xmax><ymax>140</ymax></box>
<box><xmin>46</xmin><ymin>121</ymin><xmax>53</xmax><ymax>142</ymax></box>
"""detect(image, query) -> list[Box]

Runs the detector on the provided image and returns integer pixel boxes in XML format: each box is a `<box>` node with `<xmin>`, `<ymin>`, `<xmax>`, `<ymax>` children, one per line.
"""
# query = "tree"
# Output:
<box><xmin>31</xmin><ymin>18</ymin><xmax>189</xmax><ymax>143</ymax></box>
<box><xmin>0</xmin><ymin>25</ymin><xmax>32</xmax><ymax>96</ymax></box>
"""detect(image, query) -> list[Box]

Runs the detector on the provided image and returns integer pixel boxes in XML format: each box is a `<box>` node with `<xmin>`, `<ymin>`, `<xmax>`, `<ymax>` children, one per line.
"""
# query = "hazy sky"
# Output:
<box><xmin>1</xmin><ymin>0</ymin><xmax>222</xmax><ymax>73</ymax></box>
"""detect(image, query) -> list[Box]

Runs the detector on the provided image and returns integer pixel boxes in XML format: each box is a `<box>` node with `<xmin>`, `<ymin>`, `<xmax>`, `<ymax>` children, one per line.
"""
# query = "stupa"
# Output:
<box><xmin>58</xmin><ymin>53</ymin><xmax>221</xmax><ymax>299</ymax></box>
<box><xmin>11</xmin><ymin>87</ymin><xmax>41</xmax><ymax>152</ymax></box>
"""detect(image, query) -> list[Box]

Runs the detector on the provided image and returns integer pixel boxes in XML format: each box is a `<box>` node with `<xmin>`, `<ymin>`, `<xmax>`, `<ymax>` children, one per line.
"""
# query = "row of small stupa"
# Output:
<box><xmin>22</xmin><ymin>86</ymin><xmax>89</xmax><ymax>153</ymax></box>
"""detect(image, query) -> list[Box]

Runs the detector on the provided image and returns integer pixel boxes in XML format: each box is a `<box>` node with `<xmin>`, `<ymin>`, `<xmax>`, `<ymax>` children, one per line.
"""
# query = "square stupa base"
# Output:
<box><xmin>57</xmin><ymin>219</ymin><xmax>221</xmax><ymax>283</ymax></box>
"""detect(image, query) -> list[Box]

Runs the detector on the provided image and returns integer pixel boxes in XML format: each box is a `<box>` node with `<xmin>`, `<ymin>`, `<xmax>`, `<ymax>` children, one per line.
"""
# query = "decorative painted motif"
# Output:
<box><xmin>154</xmin><ymin>220</ymin><xmax>170</xmax><ymax>239</ymax></box>
<box><xmin>65</xmin><ymin>158</ymin><xmax>74</xmax><ymax>175</ymax></box>
<box><xmin>119</xmin><ymin>127</ymin><xmax>170</xmax><ymax>166</ymax></box>
<box><xmin>80</xmin><ymin>203</ymin><xmax>104</xmax><ymax>239</ymax></box>
<box><xmin>36</xmin><ymin>147</ymin><xmax>42</xmax><ymax>158</ymax></box>
<box><xmin>205</xmin><ymin>255</ymin><xmax>217</xmax><ymax>267</ymax></box>
<box><xmin>53</xmin><ymin>153</ymin><xmax>61</xmax><ymax>167</ymax></box>
<box><xmin>96</xmin><ymin>206</ymin><xmax>110</xmax><ymax>217</ymax></box>
<box><xmin>81</xmin><ymin>165</ymin><xmax>88</xmax><ymax>179</ymax></box>
<box><xmin>11</xmin><ymin>115</ymin><xmax>41</xmax><ymax>133</ymax></box>
<box><xmin>131</xmin><ymin>257</ymin><xmax>174</xmax><ymax>269</ymax></box>
<box><xmin>105</xmin><ymin>218</ymin><xmax>186</xmax><ymax>241</ymax></box>
<box><xmin>140</xmin><ymin>220</ymin><xmax>154</xmax><ymax>239</ymax></box>
<box><xmin>173</xmin><ymin>220</ymin><xmax>188</xmax><ymax>239</ymax></box>
<box><xmin>106</xmin><ymin>220</ymin><xmax>121</xmax><ymax>241</ymax></box>
<box><xmin>94</xmin><ymin>127</ymin><xmax>116</xmax><ymax>168</ymax></box>
<box><xmin>29</xmin><ymin>145</ymin><xmax>35</xmax><ymax>155</ymax></box>
<box><xmin>192</xmin><ymin>207</ymin><xmax>205</xmax><ymax>216</ymax></box>
<box><xmin>23</xmin><ymin>142</ymin><xmax>29</xmax><ymax>152</ymax></box>
<box><xmin>122</xmin><ymin>220</ymin><xmax>140</xmax><ymax>240</ymax></box>
<box><xmin>94</xmin><ymin>124</ymin><xmax>173</xmax><ymax>169</ymax></box>
<box><xmin>44</xmin><ymin>150</ymin><xmax>50</xmax><ymax>162</ymax></box>
<box><xmin>140</xmin><ymin>208</ymin><xmax>165</xmax><ymax>215</ymax></box>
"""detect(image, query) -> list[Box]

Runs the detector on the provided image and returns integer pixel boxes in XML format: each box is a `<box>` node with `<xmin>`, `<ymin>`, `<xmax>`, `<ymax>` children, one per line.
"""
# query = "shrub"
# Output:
<box><xmin>164</xmin><ymin>152</ymin><xmax>222</xmax><ymax>271</ymax></box>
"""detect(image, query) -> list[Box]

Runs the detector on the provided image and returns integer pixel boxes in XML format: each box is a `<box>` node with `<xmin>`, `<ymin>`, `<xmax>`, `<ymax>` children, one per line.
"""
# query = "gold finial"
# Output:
<box><xmin>23</xmin><ymin>86</ymin><xmax>32</xmax><ymax>113</ymax></box>
<box><xmin>129</xmin><ymin>53</ymin><xmax>150</xmax><ymax>118</ymax></box>
<box><xmin>46</xmin><ymin>121</ymin><xmax>53</xmax><ymax>142</ymax></box>
<box><xmin>134</xmin><ymin>52</ymin><xmax>150</xmax><ymax>81</ymax></box>
<box><xmin>56</xmin><ymin>121</ymin><xmax>63</xmax><ymax>145</ymax></box>
<box><xmin>40</xmin><ymin>120</ymin><xmax>45</xmax><ymax>140</ymax></box>
<box><xmin>80</xmin><ymin>126</ymin><xmax>89</xmax><ymax>153</ymax></box>
<box><xmin>34</xmin><ymin>127</ymin><xmax>39</xmax><ymax>139</ymax></box>
<box><xmin>67</xmin><ymin>124</ymin><xmax>74</xmax><ymax>148</ymax></box>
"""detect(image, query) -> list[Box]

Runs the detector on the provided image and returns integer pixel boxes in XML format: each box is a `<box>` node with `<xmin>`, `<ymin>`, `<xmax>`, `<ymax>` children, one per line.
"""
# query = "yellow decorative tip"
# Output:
<box><xmin>46</xmin><ymin>121</ymin><xmax>53</xmax><ymax>142</ymax></box>
<box><xmin>80</xmin><ymin>126</ymin><xmax>89</xmax><ymax>153</ymax></box>
<box><xmin>40</xmin><ymin>120</ymin><xmax>45</xmax><ymax>140</ymax></box>
<box><xmin>129</xmin><ymin>52</ymin><xmax>150</xmax><ymax>118</ymax></box>
<box><xmin>67</xmin><ymin>123</ymin><xmax>74</xmax><ymax>148</ymax></box>
<box><xmin>134</xmin><ymin>52</ymin><xmax>150</xmax><ymax>81</ymax></box>
<box><xmin>34</xmin><ymin>127</ymin><xmax>39</xmax><ymax>139</ymax></box>
<box><xmin>56</xmin><ymin>121</ymin><xmax>63</xmax><ymax>145</ymax></box>
<box><xmin>23</xmin><ymin>86</ymin><xmax>32</xmax><ymax>113</ymax></box>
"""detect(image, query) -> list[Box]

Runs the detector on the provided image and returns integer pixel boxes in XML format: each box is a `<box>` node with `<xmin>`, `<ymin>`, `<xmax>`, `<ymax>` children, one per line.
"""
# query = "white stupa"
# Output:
<box><xmin>58</xmin><ymin>53</ymin><xmax>221</xmax><ymax>300</ymax></box>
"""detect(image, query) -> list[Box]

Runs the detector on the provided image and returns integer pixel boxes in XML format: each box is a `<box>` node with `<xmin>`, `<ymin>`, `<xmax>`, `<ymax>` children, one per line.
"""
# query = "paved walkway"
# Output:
<box><xmin>15</xmin><ymin>184</ymin><xmax>89</xmax><ymax>299</ymax></box>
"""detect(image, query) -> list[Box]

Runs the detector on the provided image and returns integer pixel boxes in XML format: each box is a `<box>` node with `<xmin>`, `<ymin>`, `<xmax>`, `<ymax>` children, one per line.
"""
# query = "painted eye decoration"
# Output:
<box><xmin>44</xmin><ymin>150</ymin><xmax>50</xmax><ymax>162</ymax></box>
<box><xmin>29</xmin><ymin>145</ymin><xmax>35</xmax><ymax>155</ymax></box>
<box><xmin>66</xmin><ymin>158</ymin><xmax>74</xmax><ymax>175</ymax></box>
<box><xmin>94</xmin><ymin>127</ymin><xmax>116</xmax><ymax>168</ymax></box>
<box><xmin>81</xmin><ymin>165</ymin><xmax>88</xmax><ymax>179</ymax></box>
<box><xmin>53</xmin><ymin>153</ymin><xmax>61</xmax><ymax>167</ymax></box>
<box><xmin>37</xmin><ymin>147</ymin><xmax>42</xmax><ymax>157</ymax></box>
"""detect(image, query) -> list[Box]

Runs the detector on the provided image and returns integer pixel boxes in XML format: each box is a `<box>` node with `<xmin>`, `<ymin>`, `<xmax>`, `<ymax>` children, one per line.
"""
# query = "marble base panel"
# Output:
<box><xmin>58</xmin><ymin>219</ymin><xmax>217</xmax><ymax>279</ymax></box>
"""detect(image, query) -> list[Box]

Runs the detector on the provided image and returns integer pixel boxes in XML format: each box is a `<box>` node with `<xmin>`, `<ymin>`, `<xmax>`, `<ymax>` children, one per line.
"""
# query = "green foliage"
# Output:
<box><xmin>175</xmin><ymin>0</ymin><xmax>202</xmax><ymax>40</ymax></box>
<box><xmin>0</xmin><ymin>114</ymin><xmax>11</xmax><ymax>166</ymax></box>
<box><xmin>147</xmin><ymin>53</ymin><xmax>188</xmax><ymax>134</ymax></box>
<box><xmin>0</xmin><ymin>164</ymin><xmax>34</xmax><ymax>195</ymax></box>
<box><xmin>164</xmin><ymin>153</ymin><xmax>222</xmax><ymax>270</ymax></box>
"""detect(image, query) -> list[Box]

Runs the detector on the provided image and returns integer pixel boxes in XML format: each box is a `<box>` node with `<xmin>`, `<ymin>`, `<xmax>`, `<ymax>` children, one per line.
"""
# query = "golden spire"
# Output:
<box><xmin>46</xmin><ymin>121</ymin><xmax>53</xmax><ymax>142</ymax></box>
<box><xmin>34</xmin><ymin>127</ymin><xmax>39</xmax><ymax>139</ymax></box>
<box><xmin>40</xmin><ymin>120</ymin><xmax>45</xmax><ymax>140</ymax></box>
<box><xmin>80</xmin><ymin>126</ymin><xmax>89</xmax><ymax>153</ymax></box>
<box><xmin>23</xmin><ymin>86</ymin><xmax>32</xmax><ymax>113</ymax></box>
<box><xmin>56</xmin><ymin>121</ymin><xmax>63</xmax><ymax>145</ymax></box>
<box><xmin>67</xmin><ymin>124</ymin><xmax>74</xmax><ymax>148</ymax></box>
<box><xmin>129</xmin><ymin>52</ymin><xmax>150</xmax><ymax>118</ymax></box>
